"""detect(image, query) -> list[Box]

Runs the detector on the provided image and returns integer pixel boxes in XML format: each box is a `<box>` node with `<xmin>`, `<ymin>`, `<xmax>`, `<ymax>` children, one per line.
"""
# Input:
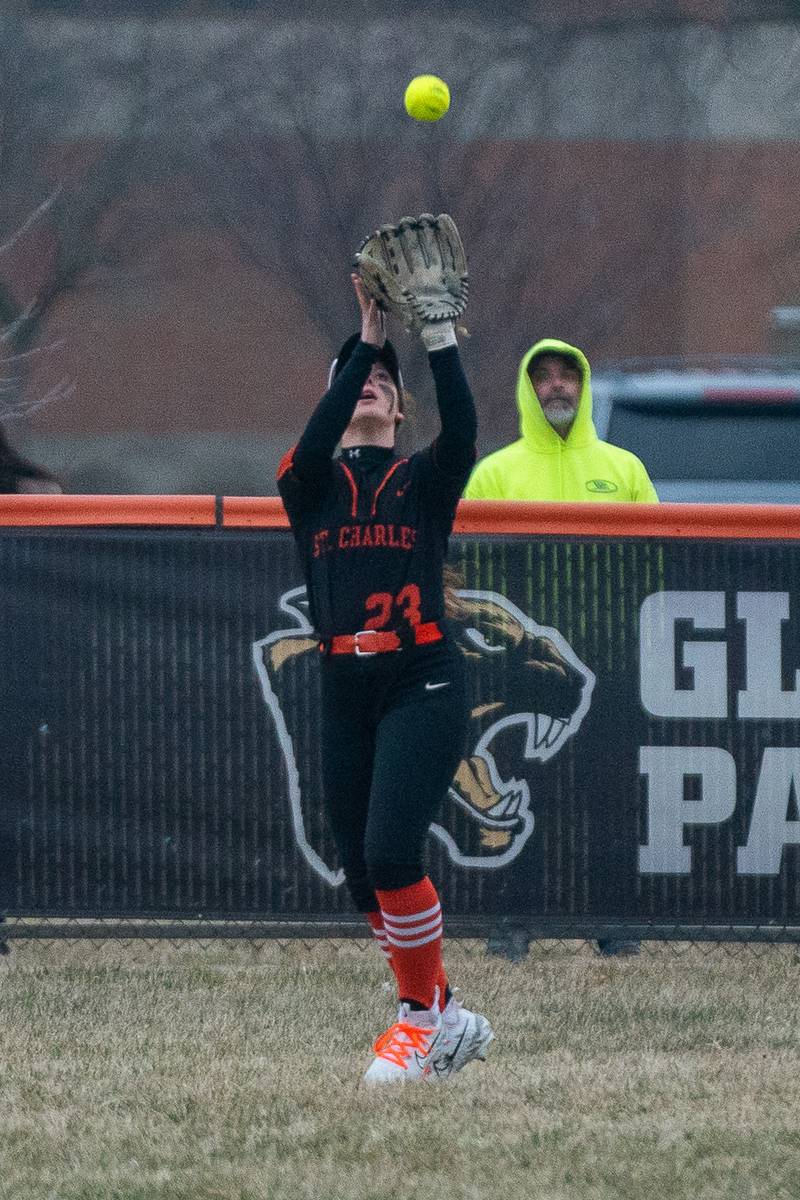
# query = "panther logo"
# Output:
<box><xmin>252</xmin><ymin>586</ymin><xmax>595</xmax><ymax>886</ymax></box>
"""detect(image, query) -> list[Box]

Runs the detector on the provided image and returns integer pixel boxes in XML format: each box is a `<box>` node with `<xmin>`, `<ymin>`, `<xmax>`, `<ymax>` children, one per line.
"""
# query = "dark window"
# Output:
<box><xmin>607</xmin><ymin>404</ymin><xmax>800</xmax><ymax>482</ymax></box>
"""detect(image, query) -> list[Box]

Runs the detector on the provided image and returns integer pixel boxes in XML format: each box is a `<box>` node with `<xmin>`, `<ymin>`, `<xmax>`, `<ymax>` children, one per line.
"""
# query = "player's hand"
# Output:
<box><xmin>352</xmin><ymin>272</ymin><xmax>386</xmax><ymax>349</ymax></box>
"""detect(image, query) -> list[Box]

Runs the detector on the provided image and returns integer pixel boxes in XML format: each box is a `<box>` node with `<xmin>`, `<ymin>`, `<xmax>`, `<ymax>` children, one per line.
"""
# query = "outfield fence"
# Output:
<box><xmin>1</xmin><ymin>496</ymin><xmax>799</xmax><ymax>954</ymax></box>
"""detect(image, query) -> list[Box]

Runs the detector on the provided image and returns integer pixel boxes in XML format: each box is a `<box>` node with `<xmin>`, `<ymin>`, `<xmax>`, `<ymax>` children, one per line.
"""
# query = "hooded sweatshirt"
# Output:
<box><xmin>464</xmin><ymin>338</ymin><xmax>658</xmax><ymax>502</ymax></box>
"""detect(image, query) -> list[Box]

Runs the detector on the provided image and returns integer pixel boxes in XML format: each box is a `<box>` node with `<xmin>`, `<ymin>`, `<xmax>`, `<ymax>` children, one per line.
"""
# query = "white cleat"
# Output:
<box><xmin>429</xmin><ymin>994</ymin><xmax>494</xmax><ymax>1079</ymax></box>
<box><xmin>363</xmin><ymin>1002</ymin><xmax>444</xmax><ymax>1085</ymax></box>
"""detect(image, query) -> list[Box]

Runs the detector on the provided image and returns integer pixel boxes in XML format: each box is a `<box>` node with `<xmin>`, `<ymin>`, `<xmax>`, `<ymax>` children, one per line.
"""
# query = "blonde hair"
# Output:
<box><xmin>443</xmin><ymin>562</ymin><xmax>467</xmax><ymax>621</ymax></box>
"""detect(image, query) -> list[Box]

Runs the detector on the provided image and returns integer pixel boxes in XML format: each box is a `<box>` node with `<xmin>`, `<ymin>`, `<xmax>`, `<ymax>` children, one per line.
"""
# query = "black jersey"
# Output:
<box><xmin>277</xmin><ymin>339</ymin><xmax>476</xmax><ymax>641</ymax></box>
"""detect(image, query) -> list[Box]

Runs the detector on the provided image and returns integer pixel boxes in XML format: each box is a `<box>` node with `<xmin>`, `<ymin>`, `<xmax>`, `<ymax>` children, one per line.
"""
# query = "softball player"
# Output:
<box><xmin>277</xmin><ymin>274</ymin><xmax>493</xmax><ymax>1083</ymax></box>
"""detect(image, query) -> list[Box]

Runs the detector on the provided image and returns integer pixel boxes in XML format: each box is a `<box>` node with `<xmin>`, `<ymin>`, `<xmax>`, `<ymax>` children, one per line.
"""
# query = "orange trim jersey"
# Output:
<box><xmin>276</xmin><ymin>340</ymin><xmax>476</xmax><ymax>642</ymax></box>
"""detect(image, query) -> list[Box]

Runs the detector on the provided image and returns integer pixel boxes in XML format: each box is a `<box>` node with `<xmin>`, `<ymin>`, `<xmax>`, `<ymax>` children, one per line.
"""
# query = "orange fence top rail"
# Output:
<box><xmin>0</xmin><ymin>495</ymin><xmax>800</xmax><ymax>540</ymax></box>
<box><xmin>0</xmin><ymin>495</ymin><xmax>217</xmax><ymax>527</ymax></box>
<box><xmin>452</xmin><ymin>499</ymin><xmax>800</xmax><ymax>540</ymax></box>
<box><xmin>223</xmin><ymin>496</ymin><xmax>288</xmax><ymax>528</ymax></box>
<box><xmin>221</xmin><ymin>496</ymin><xmax>800</xmax><ymax>540</ymax></box>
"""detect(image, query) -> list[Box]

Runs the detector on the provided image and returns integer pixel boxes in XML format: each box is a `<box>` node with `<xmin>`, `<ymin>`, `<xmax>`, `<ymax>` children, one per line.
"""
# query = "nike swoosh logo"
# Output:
<box><xmin>425</xmin><ymin>681</ymin><xmax>450</xmax><ymax>692</ymax></box>
<box><xmin>414</xmin><ymin>1028</ymin><xmax>443</xmax><ymax>1073</ymax></box>
<box><xmin>432</xmin><ymin>1027</ymin><xmax>467</xmax><ymax>1076</ymax></box>
<box><xmin>396</xmin><ymin>483</ymin><xmax>410</xmax><ymax>497</ymax></box>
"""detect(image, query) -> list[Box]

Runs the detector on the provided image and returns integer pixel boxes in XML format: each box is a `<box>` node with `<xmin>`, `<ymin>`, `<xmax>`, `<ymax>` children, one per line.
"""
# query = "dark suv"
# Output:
<box><xmin>591</xmin><ymin>358</ymin><xmax>800</xmax><ymax>504</ymax></box>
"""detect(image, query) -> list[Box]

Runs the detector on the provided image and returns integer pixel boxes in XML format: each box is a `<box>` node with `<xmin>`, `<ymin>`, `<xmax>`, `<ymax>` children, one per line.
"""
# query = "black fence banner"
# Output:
<box><xmin>1</xmin><ymin>519</ymin><xmax>799</xmax><ymax>935</ymax></box>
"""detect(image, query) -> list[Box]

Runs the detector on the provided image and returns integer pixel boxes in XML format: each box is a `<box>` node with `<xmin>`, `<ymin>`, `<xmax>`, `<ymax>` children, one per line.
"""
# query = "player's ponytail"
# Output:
<box><xmin>442</xmin><ymin>562</ymin><xmax>467</xmax><ymax>622</ymax></box>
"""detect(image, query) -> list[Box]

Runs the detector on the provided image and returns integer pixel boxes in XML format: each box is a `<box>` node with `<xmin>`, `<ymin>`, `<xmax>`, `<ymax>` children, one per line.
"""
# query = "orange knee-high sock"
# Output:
<box><xmin>365</xmin><ymin>910</ymin><xmax>398</xmax><ymax>982</ymax></box>
<box><xmin>365</xmin><ymin>910</ymin><xmax>445</xmax><ymax>1006</ymax></box>
<box><xmin>376</xmin><ymin>877</ymin><xmax>448</xmax><ymax>1011</ymax></box>
<box><xmin>437</xmin><ymin>965</ymin><xmax>449</xmax><ymax>1012</ymax></box>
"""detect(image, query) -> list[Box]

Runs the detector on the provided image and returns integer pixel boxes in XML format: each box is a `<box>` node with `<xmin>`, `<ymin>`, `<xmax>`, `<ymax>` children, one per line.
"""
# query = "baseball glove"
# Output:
<box><xmin>354</xmin><ymin>213</ymin><xmax>468</xmax><ymax>335</ymax></box>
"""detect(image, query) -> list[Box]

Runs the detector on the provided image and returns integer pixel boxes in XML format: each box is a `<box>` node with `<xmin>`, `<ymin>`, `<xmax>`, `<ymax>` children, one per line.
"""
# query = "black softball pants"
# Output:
<box><xmin>319</xmin><ymin>637</ymin><xmax>468</xmax><ymax>911</ymax></box>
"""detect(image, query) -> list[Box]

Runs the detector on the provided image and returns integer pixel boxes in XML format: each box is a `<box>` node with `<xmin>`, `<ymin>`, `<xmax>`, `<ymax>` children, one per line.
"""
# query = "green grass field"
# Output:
<box><xmin>1</xmin><ymin>939</ymin><xmax>798</xmax><ymax>1200</ymax></box>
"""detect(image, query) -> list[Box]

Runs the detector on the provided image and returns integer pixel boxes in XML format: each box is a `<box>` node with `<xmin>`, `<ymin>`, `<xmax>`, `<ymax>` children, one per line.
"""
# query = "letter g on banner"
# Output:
<box><xmin>639</xmin><ymin>591</ymin><xmax>727</xmax><ymax>719</ymax></box>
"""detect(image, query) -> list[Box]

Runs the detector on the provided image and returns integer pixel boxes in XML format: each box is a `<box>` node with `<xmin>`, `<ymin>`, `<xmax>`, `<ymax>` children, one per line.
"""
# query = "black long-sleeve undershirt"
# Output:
<box><xmin>291</xmin><ymin>339</ymin><xmax>477</xmax><ymax>481</ymax></box>
<box><xmin>293</xmin><ymin>341</ymin><xmax>380</xmax><ymax>477</ymax></box>
<box><xmin>427</xmin><ymin>342</ymin><xmax>478</xmax><ymax>476</ymax></box>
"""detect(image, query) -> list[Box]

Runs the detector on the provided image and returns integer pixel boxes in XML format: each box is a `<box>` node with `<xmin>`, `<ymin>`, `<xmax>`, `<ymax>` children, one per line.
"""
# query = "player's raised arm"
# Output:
<box><xmin>288</xmin><ymin>276</ymin><xmax>386</xmax><ymax>480</ymax></box>
<box><xmin>425</xmin><ymin>326</ymin><xmax>477</xmax><ymax>477</ymax></box>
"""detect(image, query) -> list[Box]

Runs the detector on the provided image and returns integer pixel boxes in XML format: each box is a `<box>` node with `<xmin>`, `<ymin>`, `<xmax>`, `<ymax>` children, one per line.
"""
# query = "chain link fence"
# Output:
<box><xmin>2</xmin><ymin>915</ymin><xmax>798</xmax><ymax>962</ymax></box>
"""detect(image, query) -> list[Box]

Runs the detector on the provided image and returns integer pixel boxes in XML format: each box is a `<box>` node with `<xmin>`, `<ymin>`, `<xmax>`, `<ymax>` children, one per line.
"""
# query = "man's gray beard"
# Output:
<box><xmin>544</xmin><ymin>405</ymin><xmax>576</xmax><ymax>432</ymax></box>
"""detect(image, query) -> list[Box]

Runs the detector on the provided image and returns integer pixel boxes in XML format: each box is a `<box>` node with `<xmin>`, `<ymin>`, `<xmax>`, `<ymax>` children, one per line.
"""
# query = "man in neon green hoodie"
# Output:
<box><xmin>465</xmin><ymin>339</ymin><xmax>656</xmax><ymax>955</ymax></box>
<box><xmin>464</xmin><ymin>338</ymin><xmax>658</xmax><ymax>502</ymax></box>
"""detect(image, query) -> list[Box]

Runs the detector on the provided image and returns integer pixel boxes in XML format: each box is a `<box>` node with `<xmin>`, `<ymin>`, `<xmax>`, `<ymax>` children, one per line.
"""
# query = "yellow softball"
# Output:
<box><xmin>404</xmin><ymin>75</ymin><xmax>450</xmax><ymax>122</ymax></box>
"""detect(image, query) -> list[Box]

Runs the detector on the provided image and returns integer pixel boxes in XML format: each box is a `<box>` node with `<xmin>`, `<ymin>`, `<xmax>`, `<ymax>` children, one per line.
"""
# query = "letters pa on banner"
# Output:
<box><xmin>639</xmin><ymin>591</ymin><xmax>800</xmax><ymax>877</ymax></box>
